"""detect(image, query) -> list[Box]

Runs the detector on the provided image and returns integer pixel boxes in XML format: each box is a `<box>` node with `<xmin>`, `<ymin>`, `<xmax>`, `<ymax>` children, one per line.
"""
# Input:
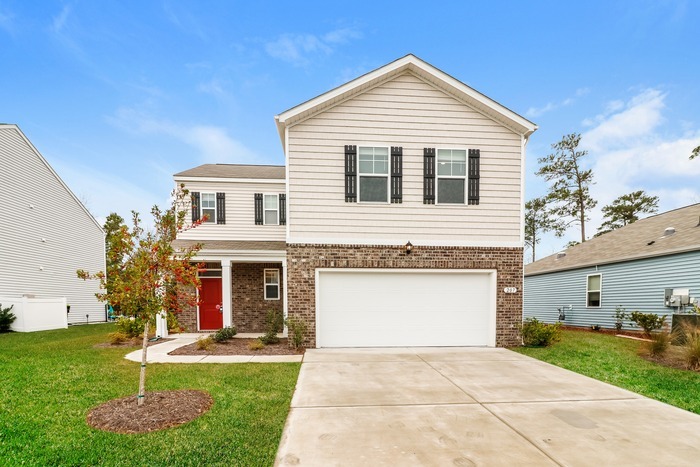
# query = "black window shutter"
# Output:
<box><xmin>423</xmin><ymin>148</ymin><xmax>435</xmax><ymax>204</ymax></box>
<box><xmin>468</xmin><ymin>149</ymin><xmax>480</xmax><ymax>205</ymax></box>
<box><xmin>254</xmin><ymin>193</ymin><xmax>263</xmax><ymax>225</ymax></box>
<box><xmin>216</xmin><ymin>192</ymin><xmax>226</xmax><ymax>224</ymax></box>
<box><xmin>391</xmin><ymin>146</ymin><xmax>403</xmax><ymax>203</ymax></box>
<box><xmin>345</xmin><ymin>145</ymin><xmax>357</xmax><ymax>202</ymax></box>
<box><xmin>279</xmin><ymin>193</ymin><xmax>286</xmax><ymax>225</ymax></box>
<box><xmin>191</xmin><ymin>192</ymin><xmax>200</xmax><ymax>222</ymax></box>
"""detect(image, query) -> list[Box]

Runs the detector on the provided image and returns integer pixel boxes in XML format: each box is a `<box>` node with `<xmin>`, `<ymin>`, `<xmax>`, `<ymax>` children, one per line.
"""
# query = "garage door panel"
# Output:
<box><xmin>317</xmin><ymin>270</ymin><xmax>494</xmax><ymax>348</ymax></box>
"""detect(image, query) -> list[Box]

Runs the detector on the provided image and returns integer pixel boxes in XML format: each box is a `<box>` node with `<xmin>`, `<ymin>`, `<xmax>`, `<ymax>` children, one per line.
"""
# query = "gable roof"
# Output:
<box><xmin>274</xmin><ymin>54</ymin><xmax>537</xmax><ymax>150</ymax></box>
<box><xmin>174</xmin><ymin>164</ymin><xmax>285</xmax><ymax>180</ymax></box>
<box><xmin>525</xmin><ymin>203</ymin><xmax>700</xmax><ymax>276</ymax></box>
<box><xmin>0</xmin><ymin>124</ymin><xmax>104</xmax><ymax>233</ymax></box>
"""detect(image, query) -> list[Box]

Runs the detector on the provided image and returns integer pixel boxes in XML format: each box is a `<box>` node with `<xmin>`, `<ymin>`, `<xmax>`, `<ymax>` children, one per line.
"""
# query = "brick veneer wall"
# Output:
<box><xmin>232</xmin><ymin>262</ymin><xmax>284</xmax><ymax>333</ymax></box>
<box><xmin>286</xmin><ymin>244</ymin><xmax>523</xmax><ymax>348</ymax></box>
<box><xmin>176</xmin><ymin>285</ymin><xmax>197</xmax><ymax>332</ymax></box>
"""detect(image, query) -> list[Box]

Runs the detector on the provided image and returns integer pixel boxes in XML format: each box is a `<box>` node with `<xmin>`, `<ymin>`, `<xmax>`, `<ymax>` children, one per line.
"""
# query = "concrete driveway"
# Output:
<box><xmin>275</xmin><ymin>347</ymin><xmax>700</xmax><ymax>466</ymax></box>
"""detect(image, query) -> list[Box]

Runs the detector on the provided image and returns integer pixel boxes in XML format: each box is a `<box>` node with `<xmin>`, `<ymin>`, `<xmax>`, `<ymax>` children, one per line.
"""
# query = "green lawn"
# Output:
<box><xmin>0</xmin><ymin>324</ymin><xmax>300</xmax><ymax>466</ymax></box>
<box><xmin>513</xmin><ymin>330</ymin><xmax>700</xmax><ymax>414</ymax></box>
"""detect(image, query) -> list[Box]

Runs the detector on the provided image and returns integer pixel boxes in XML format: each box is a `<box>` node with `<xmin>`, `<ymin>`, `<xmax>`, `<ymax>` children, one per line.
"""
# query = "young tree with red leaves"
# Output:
<box><xmin>78</xmin><ymin>184</ymin><xmax>203</xmax><ymax>406</ymax></box>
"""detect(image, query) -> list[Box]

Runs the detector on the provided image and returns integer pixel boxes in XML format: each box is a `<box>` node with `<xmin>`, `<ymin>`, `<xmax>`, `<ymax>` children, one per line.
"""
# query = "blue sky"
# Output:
<box><xmin>1</xmin><ymin>1</ymin><xmax>699</xmax><ymax>260</ymax></box>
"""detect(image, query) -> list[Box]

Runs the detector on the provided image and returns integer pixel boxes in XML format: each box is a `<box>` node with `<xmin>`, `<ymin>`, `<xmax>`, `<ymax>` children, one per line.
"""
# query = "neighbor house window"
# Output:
<box><xmin>587</xmin><ymin>274</ymin><xmax>601</xmax><ymax>307</ymax></box>
<box><xmin>264</xmin><ymin>269</ymin><xmax>280</xmax><ymax>300</ymax></box>
<box><xmin>201</xmin><ymin>193</ymin><xmax>216</xmax><ymax>223</ymax></box>
<box><xmin>437</xmin><ymin>149</ymin><xmax>467</xmax><ymax>204</ymax></box>
<box><xmin>264</xmin><ymin>194</ymin><xmax>279</xmax><ymax>225</ymax></box>
<box><xmin>358</xmin><ymin>146</ymin><xmax>389</xmax><ymax>202</ymax></box>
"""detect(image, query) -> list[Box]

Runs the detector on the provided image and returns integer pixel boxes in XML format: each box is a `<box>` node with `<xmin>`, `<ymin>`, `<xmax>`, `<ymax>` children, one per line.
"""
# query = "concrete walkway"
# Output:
<box><xmin>275</xmin><ymin>347</ymin><xmax>700</xmax><ymax>466</ymax></box>
<box><xmin>124</xmin><ymin>333</ymin><xmax>304</xmax><ymax>363</ymax></box>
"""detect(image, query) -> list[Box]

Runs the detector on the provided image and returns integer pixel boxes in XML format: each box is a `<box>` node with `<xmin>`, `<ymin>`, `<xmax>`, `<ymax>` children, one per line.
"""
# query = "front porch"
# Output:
<box><xmin>172</xmin><ymin>240</ymin><xmax>286</xmax><ymax>333</ymax></box>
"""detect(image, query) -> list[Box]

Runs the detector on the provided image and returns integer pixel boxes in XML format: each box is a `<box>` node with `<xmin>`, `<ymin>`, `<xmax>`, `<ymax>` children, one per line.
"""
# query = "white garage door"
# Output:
<box><xmin>316</xmin><ymin>269</ymin><xmax>495</xmax><ymax>348</ymax></box>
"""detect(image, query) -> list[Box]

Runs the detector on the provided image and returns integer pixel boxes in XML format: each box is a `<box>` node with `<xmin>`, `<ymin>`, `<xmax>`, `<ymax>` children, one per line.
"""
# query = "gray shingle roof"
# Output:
<box><xmin>525</xmin><ymin>203</ymin><xmax>700</xmax><ymax>276</ymax></box>
<box><xmin>174</xmin><ymin>164</ymin><xmax>285</xmax><ymax>179</ymax></box>
<box><xmin>172</xmin><ymin>239</ymin><xmax>287</xmax><ymax>251</ymax></box>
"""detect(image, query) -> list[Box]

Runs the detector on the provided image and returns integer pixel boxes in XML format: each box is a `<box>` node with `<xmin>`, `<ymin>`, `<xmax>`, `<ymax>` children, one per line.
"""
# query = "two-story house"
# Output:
<box><xmin>174</xmin><ymin>55</ymin><xmax>537</xmax><ymax>347</ymax></box>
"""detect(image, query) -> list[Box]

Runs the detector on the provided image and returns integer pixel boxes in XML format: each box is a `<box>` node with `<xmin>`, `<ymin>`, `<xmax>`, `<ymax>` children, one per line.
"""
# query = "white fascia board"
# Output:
<box><xmin>193</xmin><ymin>251</ymin><xmax>286</xmax><ymax>262</ymax></box>
<box><xmin>287</xmin><ymin>237</ymin><xmax>523</xmax><ymax>248</ymax></box>
<box><xmin>174</xmin><ymin>176</ymin><xmax>285</xmax><ymax>185</ymax></box>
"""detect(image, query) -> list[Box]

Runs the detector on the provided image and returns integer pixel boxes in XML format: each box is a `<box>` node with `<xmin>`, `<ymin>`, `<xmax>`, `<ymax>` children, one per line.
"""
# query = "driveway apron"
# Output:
<box><xmin>275</xmin><ymin>347</ymin><xmax>700</xmax><ymax>466</ymax></box>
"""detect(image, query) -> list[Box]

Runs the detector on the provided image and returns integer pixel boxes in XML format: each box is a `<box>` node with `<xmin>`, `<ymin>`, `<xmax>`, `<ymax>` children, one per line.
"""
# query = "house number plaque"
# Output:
<box><xmin>503</xmin><ymin>287</ymin><xmax>517</xmax><ymax>294</ymax></box>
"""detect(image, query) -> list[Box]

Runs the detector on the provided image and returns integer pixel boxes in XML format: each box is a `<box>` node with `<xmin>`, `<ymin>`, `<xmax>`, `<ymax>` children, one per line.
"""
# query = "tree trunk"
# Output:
<box><xmin>137</xmin><ymin>320</ymin><xmax>150</xmax><ymax>406</ymax></box>
<box><xmin>580</xmin><ymin>203</ymin><xmax>586</xmax><ymax>243</ymax></box>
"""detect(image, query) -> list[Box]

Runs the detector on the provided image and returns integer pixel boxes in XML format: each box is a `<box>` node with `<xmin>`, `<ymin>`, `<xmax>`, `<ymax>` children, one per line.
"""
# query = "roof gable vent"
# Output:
<box><xmin>556</xmin><ymin>252</ymin><xmax>567</xmax><ymax>259</ymax></box>
<box><xmin>663</xmin><ymin>227</ymin><xmax>676</xmax><ymax>237</ymax></box>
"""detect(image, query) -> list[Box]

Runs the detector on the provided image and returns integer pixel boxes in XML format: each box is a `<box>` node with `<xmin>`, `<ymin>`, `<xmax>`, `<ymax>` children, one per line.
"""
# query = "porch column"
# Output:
<box><xmin>282</xmin><ymin>259</ymin><xmax>288</xmax><ymax>337</ymax></box>
<box><xmin>221</xmin><ymin>262</ymin><xmax>233</xmax><ymax>328</ymax></box>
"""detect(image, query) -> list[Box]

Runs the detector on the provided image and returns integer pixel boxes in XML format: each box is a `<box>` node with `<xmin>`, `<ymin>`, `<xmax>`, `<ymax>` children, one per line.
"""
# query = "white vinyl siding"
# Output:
<box><xmin>0</xmin><ymin>127</ymin><xmax>106</xmax><ymax>325</ymax></box>
<box><xmin>176</xmin><ymin>180</ymin><xmax>286</xmax><ymax>242</ymax></box>
<box><xmin>287</xmin><ymin>72</ymin><xmax>523</xmax><ymax>245</ymax></box>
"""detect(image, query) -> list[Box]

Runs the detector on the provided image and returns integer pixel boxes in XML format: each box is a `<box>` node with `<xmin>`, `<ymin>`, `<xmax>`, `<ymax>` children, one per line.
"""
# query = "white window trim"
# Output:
<box><xmin>264</xmin><ymin>268</ymin><xmax>280</xmax><ymax>301</ymax></box>
<box><xmin>586</xmin><ymin>273</ymin><xmax>602</xmax><ymax>308</ymax></box>
<box><xmin>436</xmin><ymin>148</ymin><xmax>467</xmax><ymax>205</ymax></box>
<box><xmin>263</xmin><ymin>193</ymin><xmax>279</xmax><ymax>225</ymax></box>
<box><xmin>357</xmin><ymin>145</ymin><xmax>390</xmax><ymax>204</ymax></box>
<box><xmin>201</xmin><ymin>192</ymin><xmax>217</xmax><ymax>223</ymax></box>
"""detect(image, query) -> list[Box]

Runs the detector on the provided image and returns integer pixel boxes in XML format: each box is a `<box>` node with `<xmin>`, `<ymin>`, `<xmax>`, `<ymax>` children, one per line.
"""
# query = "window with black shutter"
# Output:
<box><xmin>254</xmin><ymin>193</ymin><xmax>263</xmax><ymax>225</ymax></box>
<box><xmin>216</xmin><ymin>192</ymin><xmax>226</xmax><ymax>224</ymax></box>
<box><xmin>468</xmin><ymin>149</ymin><xmax>480</xmax><ymax>205</ymax></box>
<box><xmin>191</xmin><ymin>192</ymin><xmax>201</xmax><ymax>222</ymax></box>
<box><xmin>391</xmin><ymin>146</ymin><xmax>402</xmax><ymax>203</ymax></box>
<box><xmin>345</xmin><ymin>145</ymin><xmax>357</xmax><ymax>202</ymax></box>
<box><xmin>279</xmin><ymin>193</ymin><xmax>286</xmax><ymax>225</ymax></box>
<box><xmin>423</xmin><ymin>148</ymin><xmax>435</xmax><ymax>204</ymax></box>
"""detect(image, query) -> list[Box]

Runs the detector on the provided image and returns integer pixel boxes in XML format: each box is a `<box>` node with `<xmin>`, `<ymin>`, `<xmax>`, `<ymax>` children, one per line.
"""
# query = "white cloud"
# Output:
<box><xmin>526</xmin><ymin>87</ymin><xmax>589</xmax><ymax>118</ymax></box>
<box><xmin>107</xmin><ymin>107</ymin><xmax>260</xmax><ymax>164</ymax></box>
<box><xmin>265</xmin><ymin>27</ymin><xmax>362</xmax><ymax>66</ymax></box>
<box><xmin>51</xmin><ymin>4</ymin><xmax>72</xmax><ymax>33</ymax></box>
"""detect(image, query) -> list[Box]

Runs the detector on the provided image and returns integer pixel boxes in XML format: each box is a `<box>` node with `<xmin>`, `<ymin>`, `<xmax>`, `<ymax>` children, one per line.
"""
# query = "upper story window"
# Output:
<box><xmin>201</xmin><ymin>193</ymin><xmax>216</xmax><ymax>223</ymax></box>
<box><xmin>436</xmin><ymin>149</ymin><xmax>467</xmax><ymax>204</ymax></box>
<box><xmin>264</xmin><ymin>194</ymin><xmax>279</xmax><ymax>225</ymax></box>
<box><xmin>191</xmin><ymin>191</ymin><xmax>225</xmax><ymax>224</ymax></box>
<box><xmin>358</xmin><ymin>146</ymin><xmax>389</xmax><ymax>203</ymax></box>
<box><xmin>587</xmin><ymin>274</ymin><xmax>601</xmax><ymax>307</ymax></box>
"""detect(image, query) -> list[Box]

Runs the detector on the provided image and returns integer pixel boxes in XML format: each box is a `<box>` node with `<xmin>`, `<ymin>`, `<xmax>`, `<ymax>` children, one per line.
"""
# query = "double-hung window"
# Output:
<box><xmin>201</xmin><ymin>193</ymin><xmax>216</xmax><ymax>223</ymax></box>
<box><xmin>587</xmin><ymin>274</ymin><xmax>602</xmax><ymax>307</ymax></box>
<box><xmin>264</xmin><ymin>269</ymin><xmax>280</xmax><ymax>300</ymax></box>
<box><xmin>358</xmin><ymin>146</ymin><xmax>389</xmax><ymax>202</ymax></box>
<box><xmin>264</xmin><ymin>194</ymin><xmax>279</xmax><ymax>225</ymax></box>
<box><xmin>436</xmin><ymin>149</ymin><xmax>467</xmax><ymax>204</ymax></box>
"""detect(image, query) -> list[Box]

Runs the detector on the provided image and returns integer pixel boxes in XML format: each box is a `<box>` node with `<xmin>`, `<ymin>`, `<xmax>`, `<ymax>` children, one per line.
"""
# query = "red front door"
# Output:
<box><xmin>199</xmin><ymin>278</ymin><xmax>223</xmax><ymax>330</ymax></box>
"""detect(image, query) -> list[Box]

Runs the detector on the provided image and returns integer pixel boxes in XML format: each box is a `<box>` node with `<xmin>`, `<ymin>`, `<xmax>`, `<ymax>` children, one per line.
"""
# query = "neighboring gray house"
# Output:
<box><xmin>524</xmin><ymin>203</ymin><xmax>700</xmax><ymax>330</ymax></box>
<box><xmin>0</xmin><ymin>124</ymin><xmax>106</xmax><ymax>327</ymax></box>
<box><xmin>174</xmin><ymin>54</ymin><xmax>538</xmax><ymax>348</ymax></box>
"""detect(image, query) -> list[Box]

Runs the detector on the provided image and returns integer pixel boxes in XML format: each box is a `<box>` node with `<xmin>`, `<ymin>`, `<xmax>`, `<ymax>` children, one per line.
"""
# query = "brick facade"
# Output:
<box><xmin>232</xmin><ymin>262</ymin><xmax>284</xmax><ymax>333</ymax></box>
<box><xmin>175</xmin><ymin>262</ymin><xmax>284</xmax><ymax>333</ymax></box>
<box><xmin>286</xmin><ymin>243</ymin><xmax>523</xmax><ymax>348</ymax></box>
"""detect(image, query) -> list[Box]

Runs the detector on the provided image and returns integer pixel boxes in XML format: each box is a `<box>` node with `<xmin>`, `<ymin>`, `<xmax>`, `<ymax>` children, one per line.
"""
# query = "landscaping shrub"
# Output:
<box><xmin>612</xmin><ymin>306</ymin><xmax>627</xmax><ymax>332</ymax></box>
<box><xmin>260</xmin><ymin>309</ymin><xmax>283</xmax><ymax>345</ymax></box>
<box><xmin>285</xmin><ymin>317</ymin><xmax>307</xmax><ymax>350</ymax></box>
<box><xmin>196</xmin><ymin>336</ymin><xmax>214</xmax><ymax>351</ymax></box>
<box><xmin>108</xmin><ymin>332</ymin><xmax>129</xmax><ymax>345</ymax></box>
<box><xmin>519</xmin><ymin>318</ymin><xmax>561</xmax><ymax>347</ymax></box>
<box><xmin>679</xmin><ymin>323</ymin><xmax>700</xmax><ymax>370</ymax></box>
<box><xmin>629</xmin><ymin>311</ymin><xmax>667</xmax><ymax>336</ymax></box>
<box><xmin>115</xmin><ymin>316</ymin><xmax>146</xmax><ymax>338</ymax></box>
<box><xmin>212</xmin><ymin>326</ymin><xmax>237</xmax><ymax>343</ymax></box>
<box><xmin>166</xmin><ymin>312</ymin><xmax>183</xmax><ymax>333</ymax></box>
<box><xmin>0</xmin><ymin>303</ymin><xmax>16</xmax><ymax>332</ymax></box>
<box><xmin>248</xmin><ymin>339</ymin><xmax>265</xmax><ymax>351</ymax></box>
<box><xmin>645</xmin><ymin>331</ymin><xmax>671</xmax><ymax>357</ymax></box>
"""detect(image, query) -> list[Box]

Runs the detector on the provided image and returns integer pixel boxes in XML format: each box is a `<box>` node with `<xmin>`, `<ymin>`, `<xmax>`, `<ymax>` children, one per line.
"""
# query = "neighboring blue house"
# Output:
<box><xmin>524</xmin><ymin>203</ymin><xmax>700</xmax><ymax>330</ymax></box>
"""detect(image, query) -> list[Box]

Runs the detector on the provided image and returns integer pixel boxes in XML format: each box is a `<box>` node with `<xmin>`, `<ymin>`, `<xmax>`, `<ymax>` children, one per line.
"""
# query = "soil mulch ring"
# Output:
<box><xmin>87</xmin><ymin>390</ymin><xmax>213</xmax><ymax>434</ymax></box>
<box><xmin>170</xmin><ymin>337</ymin><xmax>304</xmax><ymax>356</ymax></box>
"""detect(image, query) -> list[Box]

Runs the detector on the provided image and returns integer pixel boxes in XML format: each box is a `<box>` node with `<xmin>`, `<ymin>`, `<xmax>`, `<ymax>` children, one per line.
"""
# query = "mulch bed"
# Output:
<box><xmin>640</xmin><ymin>345</ymin><xmax>700</xmax><ymax>372</ymax></box>
<box><xmin>86</xmin><ymin>390</ymin><xmax>213</xmax><ymax>434</ymax></box>
<box><xmin>169</xmin><ymin>338</ymin><xmax>304</xmax><ymax>356</ymax></box>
